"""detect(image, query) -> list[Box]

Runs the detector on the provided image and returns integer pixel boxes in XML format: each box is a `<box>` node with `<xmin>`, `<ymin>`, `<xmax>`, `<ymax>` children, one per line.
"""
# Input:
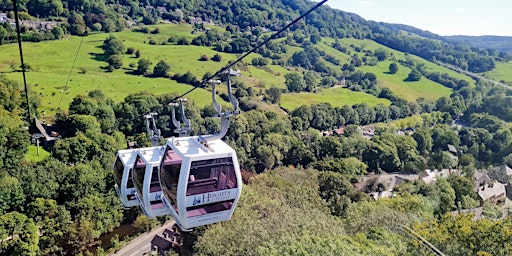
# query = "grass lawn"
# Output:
<box><xmin>487</xmin><ymin>61</ymin><xmax>512</xmax><ymax>84</ymax></box>
<box><xmin>25</xmin><ymin>145</ymin><xmax>50</xmax><ymax>162</ymax></box>
<box><xmin>359</xmin><ymin>61</ymin><xmax>453</xmax><ymax>101</ymax></box>
<box><xmin>0</xmin><ymin>23</ymin><xmax>476</xmax><ymax>117</ymax></box>
<box><xmin>0</xmin><ymin>27</ymin><xmax>238</xmax><ymax>115</ymax></box>
<box><xmin>280</xmin><ymin>86</ymin><xmax>390</xmax><ymax>112</ymax></box>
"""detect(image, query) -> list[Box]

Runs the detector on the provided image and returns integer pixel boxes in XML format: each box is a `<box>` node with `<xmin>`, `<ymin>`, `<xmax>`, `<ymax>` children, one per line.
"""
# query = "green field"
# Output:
<box><xmin>280</xmin><ymin>86</ymin><xmax>391</xmax><ymax>111</ymax></box>
<box><xmin>360</xmin><ymin>60</ymin><xmax>453</xmax><ymax>101</ymax></box>
<box><xmin>0</xmin><ymin>24</ymin><xmax>238</xmax><ymax>114</ymax></box>
<box><xmin>487</xmin><ymin>61</ymin><xmax>512</xmax><ymax>84</ymax></box>
<box><xmin>319</xmin><ymin>37</ymin><xmax>474</xmax><ymax>101</ymax></box>
<box><xmin>25</xmin><ymin>145</ymin><xmax>50</xmax><ymax>162</ymax></box>
<box><xmin>0</xmin><ymin>23</ymin><xmax>478</xmax><ymax>116</ymax></box>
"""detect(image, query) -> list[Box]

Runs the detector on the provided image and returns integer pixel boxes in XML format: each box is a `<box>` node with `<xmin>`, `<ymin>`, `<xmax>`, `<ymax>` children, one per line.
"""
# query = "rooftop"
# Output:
<box><xmin>477</xmin><ymin>181</ymin><xmax>505</xmax><ymax>201</ymax></box>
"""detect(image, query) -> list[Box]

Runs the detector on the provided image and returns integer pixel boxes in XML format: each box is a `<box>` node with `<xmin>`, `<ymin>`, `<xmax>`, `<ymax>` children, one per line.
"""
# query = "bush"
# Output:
<box><xmin>405</xmin><ymin>69</ymin><xmax>422</xmax><ymax>81</ymax></box>
<box><xmin>199</xmin><ymin>54</ymin><xmax>209</xmax><ymax>61</ymax></box>
<box><xmin>212</xmin><ymin>53</ymin><xmax>222</xmax><ymax>62</ymax></box>
<box><xmin>177</xmin><ymin>37</ymin><xmax>189</xmax><ymax>45</ymax></box>
<box><xmin>126</xmin><ymin>47</ymin><xmax>135</xmax><ymax>55</ymax></box>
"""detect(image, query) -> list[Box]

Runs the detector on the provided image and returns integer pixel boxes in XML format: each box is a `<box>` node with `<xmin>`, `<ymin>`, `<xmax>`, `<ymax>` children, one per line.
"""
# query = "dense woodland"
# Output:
<box><xmin>2</xmin><ymin>0</ymin><xmax>512</xmax><ymax>255</ymax></box>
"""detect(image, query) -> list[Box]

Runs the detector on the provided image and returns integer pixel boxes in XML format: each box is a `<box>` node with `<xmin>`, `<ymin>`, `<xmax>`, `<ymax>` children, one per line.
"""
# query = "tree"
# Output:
<box><xmin>0</xmin><ymin>212</ymin><xmax>39</xmax><ymax>256</ymax></box>
<box><xmin>106</xmin><ymin>54</ymin><xmax>123</xmax><ymax>69</ymax></box>
<box><xmin>284</xmin><ymin>72</ymin><xmax>305</xmax><ymax>92</ymax></box>
<box><xmin>51</xmin><ymin>26</ymin><xmax>64</xmax><ymax>39</ymax></box>
<box><xmin>136</xmin><ymin>58</ymin><xmax>152</xmax><ymax>75</ymax></box>
<box><xmin>199</xmin><ymin>54</ymin><xmax>209</xmax><ymax>61</ymax></box>
<box><xmin>448</xmin><ymin>175</ymin><xmax>477</xmax><ymax>209</ymax></box>
<box><xmin>405</xmin><ymin>69</ymin><xmax>422</xmax><ymax>81</ymax></box>
<box><xmin>153</xmin><ymin>60</ymin><xmax>170</xmax><ymax>77</ymax></box>
<box><xmin>0</xmin><ymin>176</ymin><xmax>26</xmax><ymax>215</ymax></box>
<box><xmin>0</xmin><ymin>108</ymin><xmax>29</xmax><ymax>172</ymax></box>
<box><xmin>434</xmin><ymin>178</ymin><xmax>456</xmax><ymax>214</ymax></box>
<box><xmin>303</xmin><ymin>71</ymin><xmax>317</xmax><ymax>92</ymax></box>
<box><xmin>265</xmin><ymin>87</ymin><xmax>281</xmax><ymax>104</ymax></box>
<box><xmin>102</xmin><ymin>35</ymin><xmax>125</xmax><ymax>57</ymax></box>
<box><xmin>27</xmin><ymin>0</ymin><xmax>63</xmax><ymax>17</ymax></box>
<box><xmin>412</xmin><ymin>127</ymin><xmax>433</xmax><ymax>155</ymax></box>
<box><xmin>67</xmin><ymin>12</ymin><xmax>86</xmax><ymax>36</ymax></box>
<box><xmin>212</xmin><ymin>53</ymin><xmax>222</xmax><ymax>62</ymax></box>
<box><xmin>389</xmin><ymin>62</ymin><xmax>399</xmax><ymax>74</ymax></box>
<box><xmin>374</xmin><ymin>48</ymin><xmax>388</xmax><ymax>61</ymax></box>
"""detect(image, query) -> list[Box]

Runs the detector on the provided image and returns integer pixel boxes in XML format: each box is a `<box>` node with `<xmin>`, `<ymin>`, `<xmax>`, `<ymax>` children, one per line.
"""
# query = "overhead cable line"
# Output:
<box><xmin>170</xmin><ymin>0</ymin><xmax>329</xmax><ymax>102</ymax></box>
<box><xmin>11</xmin><ymin>0</ymin><xmax>30</xmax><ymax>123</ymax></box>
<box><xmin>58</xmin><ymin>36</ymin><xmax>84</xmax><ymax>110</ymax></box>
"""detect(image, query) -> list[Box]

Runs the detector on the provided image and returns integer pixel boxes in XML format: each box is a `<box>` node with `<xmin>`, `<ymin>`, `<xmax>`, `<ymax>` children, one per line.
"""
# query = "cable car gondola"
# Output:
<box><xmin>132</xmin><ymin>146</ymin><xmax>171</xmax><ymax>218</ymax></box>
<box><xmin>158</xmin><ymin>72</ymin><xmax>242</xmax><ymax>230</ymax></box>
<box><xmin>159</xmin><ymin>136</ymin><xmax>242</xmax><ymax>230</ymax></box>
<box><xmin>113</xmin><ymin>149</ymin><xmax>140</xmax><ymax>208</ymax></box>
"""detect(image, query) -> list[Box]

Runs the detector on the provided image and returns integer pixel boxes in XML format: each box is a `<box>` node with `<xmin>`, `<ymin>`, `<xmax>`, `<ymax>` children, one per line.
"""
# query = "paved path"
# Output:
<box><xmin>111</xmin><ymin>221</ymin><xmax>175</xmax><ymax>256</ymax></box>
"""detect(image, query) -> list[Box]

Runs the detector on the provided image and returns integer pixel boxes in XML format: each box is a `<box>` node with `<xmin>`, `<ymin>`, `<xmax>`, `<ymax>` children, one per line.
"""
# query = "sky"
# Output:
<box><xmin>315</xmin><ymin>0</ymin><xmax>511</xmax><ymax>36</ymax></box>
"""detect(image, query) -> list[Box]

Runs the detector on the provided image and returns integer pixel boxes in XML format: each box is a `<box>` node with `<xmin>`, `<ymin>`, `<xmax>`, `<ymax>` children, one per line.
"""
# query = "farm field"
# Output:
<box><xmin>0</xmin><ymin>23</ymin><xmax>478</xmax><ymax>117</ymax></box>
<box><xmin>487</xmin><ymin>61</ymin><xmax>512</xmax><ymax>84</ymax></box>
<box><xmin>0</xmin><ymin>24</ymin><xmax>238</xmax><ymax>114</ymax></box>
<box><xmin>320</xmin><ymin>37</ymin><xmax>474</xmax><ymax>100</ymax></box>
<box><xmin>359</xmin><ymin>60</ymin><xmax>453</xmax><ymax>101</ymax></box>
<box><xmin>280</xmin><ymin>86</ymin><xmax>391</xmax><ymax>111</ymax></box>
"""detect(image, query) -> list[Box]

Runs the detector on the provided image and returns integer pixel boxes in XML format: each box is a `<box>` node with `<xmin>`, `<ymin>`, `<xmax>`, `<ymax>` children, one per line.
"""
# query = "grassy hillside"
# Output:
<box><xmin>0</xmin><ymin>23</ymin><xmax>481</xmax><ymax>116</ymax></box>
<box><xmin>0</xmin><ymin>24</ymin><xmax>237</xmax><ymax>114</ymax></box>
<box><xmin>280</xmin><ymin>86</ymin><xmax>390</xmax><ymax>111</ymax></box>
<box><xmin>359</xmin><ymin>61</ymin><xmax>452</xmax><ymax>101</ymax></box>
<box><xmin>487</xmin><ymin>61</ymin><xmax>512</xmax><ymax>84</ymax></box>
<box><xmin>320</xmin><ymin>38</ymin><xmax>474</xmax><ymax>101</ymax></box>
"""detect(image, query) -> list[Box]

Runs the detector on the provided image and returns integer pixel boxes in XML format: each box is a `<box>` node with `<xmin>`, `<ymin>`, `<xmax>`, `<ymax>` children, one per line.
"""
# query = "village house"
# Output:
<box><xmin>474</xmin><ymin>171</ymin><xmax>492</xmax><ymax>191</ymax></box>
<box><xmin>150</xmin><ymin>228</ymin><xmax>182</xmax><ymax>255</ymax></box>
<box><xmin>358</xmin><ymin>169</ymin><xmax>462</xmax><ymax>200</ymax></box>
<box><xmin>477</xmin><ymin>181</ymin><xmax>506</xmax><ymax>204</ymax></box>
<box><xmin>21</xmin><ymin>20</ymin><xmax>58</xmax><ymax>30</ymax></box>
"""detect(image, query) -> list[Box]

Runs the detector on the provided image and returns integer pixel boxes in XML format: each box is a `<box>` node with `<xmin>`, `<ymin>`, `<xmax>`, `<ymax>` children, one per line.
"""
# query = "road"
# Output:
<box><xmin>111</xmin><ymin>221</ymin><xmax>175</xmax><ymax>256</ymax></box>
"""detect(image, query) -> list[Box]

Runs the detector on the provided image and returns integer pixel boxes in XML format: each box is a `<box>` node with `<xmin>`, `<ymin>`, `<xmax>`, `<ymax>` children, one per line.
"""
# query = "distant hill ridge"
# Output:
<box><xmin>444</xmin><ymin>35</ymin><xmax>512</xmax><ymax>52</ymax></box>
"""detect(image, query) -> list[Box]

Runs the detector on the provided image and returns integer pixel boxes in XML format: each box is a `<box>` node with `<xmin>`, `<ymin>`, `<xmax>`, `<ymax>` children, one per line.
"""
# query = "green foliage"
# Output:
<box><xmin>137</xmin><ymin>58</ymin><xmax>152</xmax><ymax>75</ymax></box>
<box><xmin>318</xmin><ymin>171</ymin><xmax>370</xmax><ymax>217</ymax></box>
<box><xmin>0</xmin><ymin>176</ymin><xmax>26</xmax><ymax>215</ymax></box>
<box><xmin>153</xmin><ymin>60</ymin><xmax>171</xmax><ymax>77</ymax></box>
<box><xmin>284</xmin><ymin>72</ymin><xmax>305</xmax><ymax>92</ymax></box>
<box><xmin>194</xmin><ymin>168</ymin><xmax>348</xmax><ymax>255</ymax></box>
<box><xmin>411</xmin><ymin>214</ymin><xmax>512</xmax><ymax>255</ymax></box>
<box><xmin>0</xmin><ymin>108</ymin><xmax>29</xmax><ymax>173</ymax></box>
<box><xmin>434</xmin><ymin>178</ymin><xmax>456</xmax><ymax>214</ymax></box>
<box><xmin>0</xmin><ymin>211</ymin><xmax>39</xmax><ymax>256</ymax></box>
<box><xmin>106</xmin><ymin>54</ymin><xmax>123</xmax><ymax>70</ymax></box>
<box><xmin>311</xmin><ymin>157</ymin><xmax>367</xmax><ymax>177</ymax></box>
<box><xmin>389</xmin><ymin>62</ymin><xmax>399</xmax><ymax>74</ymax></box>
<box><xmin>405</xmin><ymin>69</ymin><xmax>422</xmax><ymax>81</ymax></box>
<box><xmin>344</xmin><ymin>194</ymin><xmax>434</xmax><ymax>235</ymax></box>
<box><xmin>102</xmin><ymin>35</ymin><xmax>125</xmax><ymax>57</ymax></box>
<box><xmin>265</xmin><ymin>86</ymin><xmax>281</xmax><ymax>104</ymax></box>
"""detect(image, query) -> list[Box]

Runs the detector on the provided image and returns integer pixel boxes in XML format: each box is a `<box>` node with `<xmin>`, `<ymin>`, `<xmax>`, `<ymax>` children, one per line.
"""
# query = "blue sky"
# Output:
<box><xmin>315</xmin><ymin>0</ymin><xmax>511</xmax><ymax>36</ymax></box>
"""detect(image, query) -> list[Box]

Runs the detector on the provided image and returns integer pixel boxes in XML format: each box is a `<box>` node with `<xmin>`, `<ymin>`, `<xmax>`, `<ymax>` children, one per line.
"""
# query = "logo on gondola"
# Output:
<box><xmin>193</xmin><ymin>197</ymin><xmax>202</xmax><ymax>205</ymax></box>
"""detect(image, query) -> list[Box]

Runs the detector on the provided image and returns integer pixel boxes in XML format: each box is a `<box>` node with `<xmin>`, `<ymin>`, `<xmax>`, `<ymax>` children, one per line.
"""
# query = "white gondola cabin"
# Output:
<box><xmin>113</xmin><ymin>149</ymin><xmax>139</xmax><ymax>208</ymax></box>
<box><xmin>159</xmin><ymin>136</ymin><xmax>242</xmax><ymax>231</ymax></box>
<box><xmin>132</xmin><ymin>146</ymin><xmax>171</xmax><ymax>218</ymax></box>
